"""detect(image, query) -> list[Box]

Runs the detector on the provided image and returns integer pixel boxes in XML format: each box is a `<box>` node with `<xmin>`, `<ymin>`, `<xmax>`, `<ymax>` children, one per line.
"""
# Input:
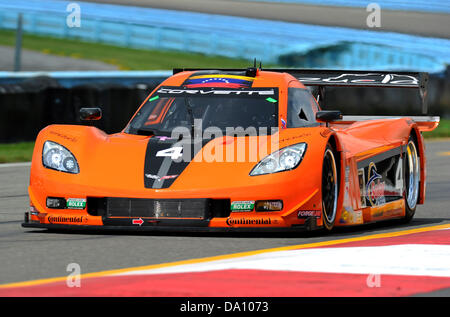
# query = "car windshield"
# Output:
<box><xmin>125</xmin><ymin>86</ymin><xmax>279</xmax><ymax>136</ymax></box>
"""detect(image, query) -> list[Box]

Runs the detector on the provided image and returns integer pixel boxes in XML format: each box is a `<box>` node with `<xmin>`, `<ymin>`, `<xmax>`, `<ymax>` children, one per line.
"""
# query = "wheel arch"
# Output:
<box><xmin>321</xmin><ymin>132</ymin><xmax>345</xmax><ymax>230</ymax></box>
<box><xmin>408</xmin><ymin>125</ymin><xmax>426</xmax><ymax>205</ymax></box>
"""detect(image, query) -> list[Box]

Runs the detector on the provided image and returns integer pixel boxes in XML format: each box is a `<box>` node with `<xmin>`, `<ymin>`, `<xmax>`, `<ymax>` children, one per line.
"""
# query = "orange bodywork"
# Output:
<box><xmin>24</xmin><ymin>70</ymin><xmax>438</xmax><ymax>232</ymax></box>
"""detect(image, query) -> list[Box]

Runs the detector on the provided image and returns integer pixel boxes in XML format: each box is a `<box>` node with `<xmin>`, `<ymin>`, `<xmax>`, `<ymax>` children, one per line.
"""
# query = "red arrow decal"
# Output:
<box><xmin>132</xmin><ymin>218</ymin><xmax>144</xmax><ymax>226</ymax></box>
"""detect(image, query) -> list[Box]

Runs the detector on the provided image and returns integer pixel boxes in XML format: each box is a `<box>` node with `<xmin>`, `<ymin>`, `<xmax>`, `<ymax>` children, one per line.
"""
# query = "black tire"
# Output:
<box><xmin>403</xmin><ymin>136</ymin><xmax>420</xmax><ymax>222</ymax></box>
<box><xmin>322</xmin><ymin>145</ymin><xmax>339</xmax><ymax>231</ymax></box>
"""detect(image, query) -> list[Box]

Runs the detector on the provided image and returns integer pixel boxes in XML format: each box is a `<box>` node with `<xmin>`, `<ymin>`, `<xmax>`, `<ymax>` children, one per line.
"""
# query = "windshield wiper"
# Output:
<box><xmin>136</xmin><ymin>128</ymin><xmax>157</xmax><ymax>136</ymax></box>
<box><xmin>136</xmin><ymin>128</ymin><xmax>173</xmax><ymax>137</ymax></box>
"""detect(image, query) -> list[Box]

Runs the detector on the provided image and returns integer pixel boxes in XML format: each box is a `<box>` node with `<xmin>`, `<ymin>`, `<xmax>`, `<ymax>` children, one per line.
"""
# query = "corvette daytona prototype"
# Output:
<box><xmin>22</xmin><ymin>68</ymin><xmax>440</xmax><ymax>232</ymax></box>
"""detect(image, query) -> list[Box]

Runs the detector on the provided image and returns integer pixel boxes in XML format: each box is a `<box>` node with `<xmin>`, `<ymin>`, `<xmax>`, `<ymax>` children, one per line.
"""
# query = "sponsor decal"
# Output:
<box><xmin>37</xmin><ymin>213</ymin><xmax>48</xmax><ymax>221</ymax></box>
<box><xmin>266</xmin><ymin>97</ymin><xmax>277</xmax><ymax>103</ymax></box>
<box><xmin>132</xmin><ymin>218</ymin><xmax>144</xmax><ymax>226</ymax></box>
<box><xmin>226</xmin><ymin>217</ymin><xmax>272</xmax><ymax>226</ymax></box>
<box><xmin>278</xmin><ymin>133</ymin><xmax>312</xmax><ymax>144</ymax></box>
<box><xmin>157</xmin><ymin>87</ymin><xmax>274</xmax><ymax>96</ymax></box>
<box><xmin>370</xmin><ymin>198</ymin><xmax>406</xmax><ymax>218</ymax></box>
<box><xmin>297</xmin><ymin>210</ymin><xmax>321</xmax><ymax>218</ymax></box>
<box><xmin>66</xmin><ymin>198</ymin><xmax>86</xmax><ymax>209</ymax></box>
<box><xmin>48</xmin><ymin>215</ymin><xmax>87</xmax><ymax>224</ymax></box>
<box><xmin>154</xmin><ymin>135</ymin><xmax>172</xmax><ymax>141</ymax></box>
<box><xmin>49</xmin><ymin>130</ymin><xmax>77</xmax><ymax>142</ymax></box>
<box><xmin>339</xmin><ymin>207</ymin><xmax>363</xmax><ymax>225</ymax></box>
<box><xmin>298</xmin><ymin>73</ymin><xmax>419</xmax><ymax>86</ymax></box>
<box><xmin>358</xmin><ymin>168</ymin><xmax>366</xmax><ymax>207</ymax></box>
<box><xmin>145</xmin><ymin>174</ymin><xmax>179</xmax><ymax>181</ymax></box>
<box><xmin>366</xmin><ymin>162</ymin><xmax>386</xmax><ymax>207</ymax></box>
<box><xmin>183</xmin><ymin>74</ymin><xmax>254</xmax><ymax>88</ymax></box>
<box><xmin>231</xmin><ymin>201</ymin><xmax>255</xmax><ymax>212</ymax></box>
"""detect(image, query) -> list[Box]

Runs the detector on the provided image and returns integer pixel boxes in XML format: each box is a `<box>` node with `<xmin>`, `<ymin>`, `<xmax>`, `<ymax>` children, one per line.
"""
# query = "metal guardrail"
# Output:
<box><xmin>0</xmin><ymin>0</ymin><xmax>449</xmax><ymax>72</ymax></box>
<box><xmin>241</xmin><ymin>0</ymin><xmax>450</xmax><ymax>14</ymax></box>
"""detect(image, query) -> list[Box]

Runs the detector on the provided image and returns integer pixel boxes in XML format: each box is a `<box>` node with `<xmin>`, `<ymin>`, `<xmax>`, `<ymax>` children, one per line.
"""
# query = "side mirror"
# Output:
<box><xmin>316</xmin><ymin>110</ymin><xmax>342</xmax><ymax>123</ymax></box>
<box><xmin>80</xmin><ymin>107</ymin><xmax>102</xmax><ymax>121</ymax></box>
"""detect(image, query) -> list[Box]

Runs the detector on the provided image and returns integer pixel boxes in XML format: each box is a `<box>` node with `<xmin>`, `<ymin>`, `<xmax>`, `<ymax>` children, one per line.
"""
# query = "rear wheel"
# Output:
<box><xmin>322</xmin><ymin>145</ymin><xmax>339</xmax><ymax>231</ymax></box>
<box><xmin>404</xmin><ymin>137</ymin><xmax>420</xmax><ymax>222</ymax></box>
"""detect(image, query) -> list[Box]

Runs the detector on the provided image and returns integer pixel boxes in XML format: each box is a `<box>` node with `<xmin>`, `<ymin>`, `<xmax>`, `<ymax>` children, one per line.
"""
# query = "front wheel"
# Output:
<box><xmin>322</xmin><ymin>145</ymin><xmax>339</xmax><ymax>231</ymax></box>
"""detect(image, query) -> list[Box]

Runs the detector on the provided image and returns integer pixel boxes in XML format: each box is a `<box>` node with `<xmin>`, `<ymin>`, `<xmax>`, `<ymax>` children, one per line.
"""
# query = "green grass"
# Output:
<box><xmin>0</xmin><ymin>29</ymin><xmax>260</xmax><ymax>70</ymax></box>
<box><xmin>0</xmin><ymin>142</ymin><xmax>35</xmax><ymax>163</ymax></box>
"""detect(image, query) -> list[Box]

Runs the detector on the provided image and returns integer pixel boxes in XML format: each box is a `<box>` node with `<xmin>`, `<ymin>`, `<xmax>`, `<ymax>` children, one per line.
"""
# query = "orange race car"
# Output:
<box><xmin>22</xmin><ymin>68</ymin><xmax>439</xmax><ymax>232</ymax></box>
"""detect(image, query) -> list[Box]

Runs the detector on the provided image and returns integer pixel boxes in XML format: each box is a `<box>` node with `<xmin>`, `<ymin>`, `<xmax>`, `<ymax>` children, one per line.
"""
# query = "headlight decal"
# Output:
<box><xmin>250</xmin><ymin>143</ymin><xmax>307</xmax><ymax>176</ymax></box>
<box><xmin>42</xmin><ymin>141</ymin><xmax>80</xmax><ymax>174</ymax></box>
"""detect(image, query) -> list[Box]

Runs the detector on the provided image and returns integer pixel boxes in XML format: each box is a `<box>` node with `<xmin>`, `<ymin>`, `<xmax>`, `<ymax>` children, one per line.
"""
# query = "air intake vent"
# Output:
<box><xmin>87</xmin><ymin>197</ymin><xmax>231</xmax><ymax>219</ymax></box>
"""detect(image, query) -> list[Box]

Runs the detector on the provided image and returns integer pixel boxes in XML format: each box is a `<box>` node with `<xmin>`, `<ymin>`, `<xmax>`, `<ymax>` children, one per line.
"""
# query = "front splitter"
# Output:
<box><xmin>22</xmin><ymin>222</ymin><xmax>307</xmax><ymax>233</ymax></box>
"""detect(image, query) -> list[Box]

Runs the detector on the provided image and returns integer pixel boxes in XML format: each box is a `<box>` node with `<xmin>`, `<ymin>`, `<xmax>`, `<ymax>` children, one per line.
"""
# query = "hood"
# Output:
<box><xmin>34</xmin><ymin>125</ymin><xmax>325</xmax><ymax>197</ymax></box>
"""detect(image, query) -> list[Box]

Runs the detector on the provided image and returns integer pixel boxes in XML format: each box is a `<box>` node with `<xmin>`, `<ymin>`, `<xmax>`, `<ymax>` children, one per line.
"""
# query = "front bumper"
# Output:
<box><xmin>26</xmin><ymin>180</ymin><xmax>322</xmax><ymax>231</ymax></box>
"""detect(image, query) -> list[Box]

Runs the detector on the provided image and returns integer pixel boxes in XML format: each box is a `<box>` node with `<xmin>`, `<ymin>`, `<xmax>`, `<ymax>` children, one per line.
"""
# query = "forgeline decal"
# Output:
<box><xmin>226</xmin><ymin>218</ymin><xmax>273</xmax><ymax>226</ymax></box>
<box><xmin>366</xmin><ymin>162</ymin><xmax>386</xmax><ymax>207</ymax></box>
<box><xmin>297</xmin><ymin>210</ymin><xmax>321</xmax><ymax>218</ymax></box>
<box><xmin>47</xmin><ymin>215</ymin><xmax>87</xmax><ymax>224</ymax></box>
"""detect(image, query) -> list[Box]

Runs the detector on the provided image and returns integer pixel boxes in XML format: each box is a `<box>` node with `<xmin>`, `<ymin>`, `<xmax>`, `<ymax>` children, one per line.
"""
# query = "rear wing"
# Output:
<box><xmin>173</xmin><ymin>67</ymin><xmax>430</xmax><ymax>114</ymax></box>
<box><xmin>262</xmin><ymin>69</ymin><xmax>429</xmax><ymax>115</ymax></box>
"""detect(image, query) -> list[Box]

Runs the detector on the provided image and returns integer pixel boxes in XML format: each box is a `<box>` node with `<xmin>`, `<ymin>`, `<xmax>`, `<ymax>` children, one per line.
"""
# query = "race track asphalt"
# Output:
<box><xmin>0</xmin><ymin>139</ymin><xmax>449</xmax><ymax>296</ymax></box>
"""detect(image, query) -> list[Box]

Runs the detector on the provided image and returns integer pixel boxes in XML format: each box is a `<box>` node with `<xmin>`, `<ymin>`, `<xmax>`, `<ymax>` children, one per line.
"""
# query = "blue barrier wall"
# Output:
<box><xmin>0</xmin><ymin>70</ymin><xmax>171</xmax><ymax>88</ymax></box>
<box><xmin>0</xmin><ymin>0</ymin><xmax>449</xmax><ymax>72</ymax></box>
<box><xmin>241</xmin><ymin>0</ymin><xmax>450</xmax><ymax>14</ymax></box>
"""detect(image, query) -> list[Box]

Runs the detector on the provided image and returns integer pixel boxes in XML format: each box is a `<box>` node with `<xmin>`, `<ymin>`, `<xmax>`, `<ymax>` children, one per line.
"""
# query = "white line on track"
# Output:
<box><xmin>117</xmin><ymin>244</ymin><xmax>450</xmax><ymax>278</ymax></box>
